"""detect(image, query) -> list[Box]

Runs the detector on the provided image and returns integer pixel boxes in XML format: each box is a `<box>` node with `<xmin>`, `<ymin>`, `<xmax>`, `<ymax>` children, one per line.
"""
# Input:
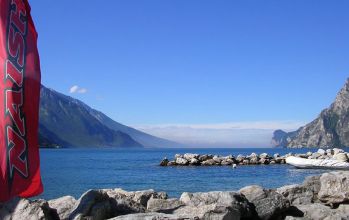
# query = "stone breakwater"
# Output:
<box><xmin>2</xmin><ymin>171</ymin><xmax>349</xmax><ymax>220</ymax></box>
<box><xmin>159</xmin><ymin>148</ymin><xmax>349</xmax><ymax>167</ymax></box>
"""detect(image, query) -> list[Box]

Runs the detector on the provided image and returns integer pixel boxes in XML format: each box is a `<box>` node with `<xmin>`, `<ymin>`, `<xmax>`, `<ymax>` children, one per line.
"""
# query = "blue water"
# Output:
<box><xmin>39</xmin><ymin>148</ymin><xmax>328</xmax><ymax>200</ymax></box>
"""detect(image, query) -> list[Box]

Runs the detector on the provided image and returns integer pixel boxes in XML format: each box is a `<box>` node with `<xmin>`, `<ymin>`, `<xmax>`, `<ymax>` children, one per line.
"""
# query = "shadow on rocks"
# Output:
<box><xmin>281</xmin><ymin>206</ymin><xmax>304</xmax><ymax>219</ymax></box>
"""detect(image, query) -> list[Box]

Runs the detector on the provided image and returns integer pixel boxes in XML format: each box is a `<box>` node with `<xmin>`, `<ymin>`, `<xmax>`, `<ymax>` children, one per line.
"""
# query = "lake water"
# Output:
<box><xmin>39</xmin><ymin>148</ymin><xmax>328</xmax><ymax>200</ymax></box>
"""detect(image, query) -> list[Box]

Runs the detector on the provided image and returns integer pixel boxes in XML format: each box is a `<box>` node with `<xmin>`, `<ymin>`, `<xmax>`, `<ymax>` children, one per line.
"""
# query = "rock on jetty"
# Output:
<box><xmin>2</xmin><ymin>171</ymin><xmax>349</xmax><ymax>220</ymax></box>
<box><xmin>159</xmin><ymin>148</ymin><xmax>349</xmax><ymax>167</ymax></box>
<box><xmin>160</xmin><ymin>152</ymin><xmax>287</xmax><ymax>166</ymax></box>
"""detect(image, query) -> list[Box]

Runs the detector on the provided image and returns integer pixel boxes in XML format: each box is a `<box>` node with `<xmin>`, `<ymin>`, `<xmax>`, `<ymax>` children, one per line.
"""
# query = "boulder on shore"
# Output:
<box><xmin>4</xmin><ymin>171</ymin><xmax>349</xmax><ymax>220</ymax></box>
<box><xmin>285</xmin><ymin>203</ymin><xmax>349</xmax><ymax>220</ymax></box>
<box><xmin>277</xmin><ymin>175</ymin><xmax>321</xmax><ymax>205</ymax></box>
<box><xmin>176</xmin><ymin>191</ymin><xmax>253</xmax><ymax>219</ymax></box>
<box><xmin>0</xmin><ymin>197</ymin><xmax>58</xmax><ymax>220</ymax></box>
<box><xmin>108</xmin><ymin>212</ymin><xmax>181</xmax><ymax>220</ymax></box>
<box><xmin>318</xmin><ymin>171</ymin><xmax>349</xmax><ymax>205</ymax></box>
<box><xmin>239</xmin><ymin>185</ymin><xmax>289</xmax><ymax>220</ymax></box>
<box><xmin>48</xmin><ymin>196</ymin><xmax>76</xmax><ymax>220</ymax></box>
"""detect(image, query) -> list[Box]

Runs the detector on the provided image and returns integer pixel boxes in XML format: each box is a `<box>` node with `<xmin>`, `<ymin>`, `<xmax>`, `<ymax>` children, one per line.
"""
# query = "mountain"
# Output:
<box><xmin>87</xmin><ymin>110</ymin><xmax>181</xmax><ymax>148</ymax></box>
<box><xmin>272</xmin><ymin>78</ymin><xmax>349</xmax><ymax>148</ymax></box>
<box><xmin>39</xmin><ymin>86</ymin><xmax>180</xmax><ymax>148</ymax></box>
<box><xmin>39</xmin><ymin>86</ymin><xmax>142</xmax><ymax>148</ymax></box>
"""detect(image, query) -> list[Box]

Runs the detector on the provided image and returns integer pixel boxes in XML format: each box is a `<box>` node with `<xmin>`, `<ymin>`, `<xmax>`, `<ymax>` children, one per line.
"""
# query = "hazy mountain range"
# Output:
<box><xmin>40</xmin><ymin>78</ymin><xmax>349</xmax><ymax>149</ymax></box>
<box><xmin>39</xmin><ymin>86</ymin><xmax>180</xmax><ymax>148</ymax></box>
<box><xmin>272</xmin><ymin>78</ymin><xmax>349</xmax><ymax>148</ymax></box>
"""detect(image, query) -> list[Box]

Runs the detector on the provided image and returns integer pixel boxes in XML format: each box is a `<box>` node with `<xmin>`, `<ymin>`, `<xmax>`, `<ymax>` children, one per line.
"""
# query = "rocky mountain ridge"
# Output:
<box><xmin>272</xmin><ymin>78</ymin><xmax>349</xmax><ymax>148</ymax></box>
<box><xmin>39</xmin><ymin>86</ymin><xmax>179</xmax><ymax>148</ymax></box>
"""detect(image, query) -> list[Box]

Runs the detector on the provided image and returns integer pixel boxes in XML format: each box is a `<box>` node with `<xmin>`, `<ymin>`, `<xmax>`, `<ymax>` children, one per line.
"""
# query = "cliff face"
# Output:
<box><xmin>39</xmin><ymin>86</ymin><xmax>143</xmax><ymax>148</ymax></box>
<box><xmin>271</xmin><ymin>129</ymin><xmax>299</xmax><ymax>147</ymax></box>
<box><xmin>272</xmin><ymin>78</ymin><xmax>349</xmax><ymax>148</ymax></box>
<box><xmin>39</xmin><ymin>85</ymin><xmax>180</xmax><ymax>148</ymax></box>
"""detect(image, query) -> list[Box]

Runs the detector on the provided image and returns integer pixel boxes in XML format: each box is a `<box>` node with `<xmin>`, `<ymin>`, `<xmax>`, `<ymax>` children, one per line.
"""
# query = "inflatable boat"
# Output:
<box><xmin>286</xmin><ymin>156</ymin><xmax>349</xmax><ymax>170</ymax></box>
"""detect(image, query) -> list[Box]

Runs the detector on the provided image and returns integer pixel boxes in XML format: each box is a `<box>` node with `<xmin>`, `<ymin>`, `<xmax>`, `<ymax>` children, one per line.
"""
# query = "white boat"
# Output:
<box><xmin>286</xmin><ymin>156</ymin><xmax>349</xmax><ymax>170</ymax></box>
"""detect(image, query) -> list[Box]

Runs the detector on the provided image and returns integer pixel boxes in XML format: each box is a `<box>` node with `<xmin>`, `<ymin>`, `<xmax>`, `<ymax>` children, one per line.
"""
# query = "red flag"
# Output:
<box><xmin>0</xmin><ymin>0</ymin><xmax>43</xmax><ymax>202</ymax></box>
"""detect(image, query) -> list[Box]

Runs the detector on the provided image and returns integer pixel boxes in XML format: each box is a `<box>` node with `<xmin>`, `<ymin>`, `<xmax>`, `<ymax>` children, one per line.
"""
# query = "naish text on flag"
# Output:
<box><xmin>5</xmin><ymin>0</ymin><xmax>29</xmax><ymax>179</ymax></box>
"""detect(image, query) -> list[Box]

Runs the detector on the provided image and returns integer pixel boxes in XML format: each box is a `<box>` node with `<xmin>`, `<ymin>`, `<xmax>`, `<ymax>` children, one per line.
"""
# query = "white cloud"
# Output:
<box><xmin>133</xmin><ymin>120</ymin><xmax>306</xmax><ymax>148</ymax></box>
<box><xmin>69</xmin><ymin>85</ymin><xmax>87</xmax><ymax>94</ymax></box>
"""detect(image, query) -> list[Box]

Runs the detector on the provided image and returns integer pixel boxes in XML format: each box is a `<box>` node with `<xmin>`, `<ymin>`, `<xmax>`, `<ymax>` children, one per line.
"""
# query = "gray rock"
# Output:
<box><xmin>68</xmin><ymin>190</ymin><xmax>112</xmax><ymax>220</ymax></box>
<box><xmin>147</xmin><ymin>198</ymin><xmax>183</xmax><ymax>213</ymax></box>
<box><xmin>68</xmin><ymin>189</ymin><xmax>142</xmax><ymax>220</ymax></box>
<box><xmin>221</xmin><ymin>159</ymin><xmax>234</xmax><ymax>166</ymax></box>
<box><xmin>277</xmin><ymin>184</ymin><xmax>314</xmax><ymax>205</ymax></box>
<box><xmin>176</xmin><ymin>191</ymin><xmax>253</xmax><ymax>219</ymax></box>
<box><xmin>0</xmin><ymin>198</ymin><xmax>58</xmax><ymax>220</ymax></box>
<box><xmin>113</xmin><ymin>199</ymin><xmax>144</xmax><ymax>216</ymax></box>
<box><xmin>260</xmin><ymin>153</ymin><xmax>269</xmax><ymax>159</ymax></box>
<box><xmin>48</xmin><ymin>196</ymin><xmax>76</xmax><ymax>220</ymax></box>
<box><xmin>103</xmin><ymin>188</ymin><xmax>166</xmax><ymax>216</ymax></box>
<box><xmin>274</xmin><ymin>157</ymin><xmax>283</xmax><ymax>164</ymax></box>
<box><xmin>336</xmin><ymin>204</ymin><xmax>349</xmax><ymax>219</ymax></box>
<box><xmin>224</xmin><ymin>155</ymin><xmax>234</xmax><ymax>160</ymax></box>
<box><xmin>242</xmin><ymin>159</ymin><xmax>250</xmax><ymax>165</ymax></box>
<box><xmin>236</xmin><ymin>154</ymin><xmax>245</xmax><ymax>162</ymax></box>
<box><xmin>303</xmin><ymin>175</ymin><xmax>321</xmax><ymax>201</ymax></box>
<box><xmin>239</xmin><ymin>185</ymin><xmax>290</xmax><ymax>220</ymax></box>
<box><xmin>155</xmin><ymin>192</ymin><xmax>169</xmax><ymax>199</ymax></box>
<box><xmin>318</xmin><ymin>171</ymin><xmax>349</xmax><ymax>205</ymax></box>
<box><xmin>249</xmin><ymin>157</ymin><xmax>259</xmax><ymax>165</ymax></box>
<box><xmin>108</xmin><ymin>212</ymin><xmax>183</xmax><ymax>220</ymax></box>
<box><xmin>201</xmin><ymin>159</ymin><xmax>216</xmax><ymax>166</ymax></box>
<box><xmin>213</xmin><ymin>155</ymin><xmax>223</xmax><ymax>163</ymax></box>
<box><xmin>175</xmin><ymin>158</ymin><xmax>189</xmax><ymax>165</ymax></box>
<box><xmin>189</xmin><ymin>158</ymin><xmax>200</xmax><ymax>165</ymax></box>
<box><xmin>114</xmin><ymin>189</ymin><xmax>162</xmax><ymax>207</ymax></box>
<box><xmin>259</xmin><ymin>158</ymin><xmax>270</xmax><ymax>165</ymax></box>
<box><xmin>89</xmin><ymin>200</ymin><xmax>113</xmax><ymax>220</ymax></box>
<box><xmin>106</xmin><ymin>191</ymin><xmax>145</xmax><ymax>214</ymax></box>
<box><xmin>174</xmin><ymin>154</ymin><xmax>182</xmax><ymax>159</ymax></box>
<box><xmin>159</xmin><ymin>158</ymin><xmax>169</xmax><ymax>166</ymax></box>
<box><xmin>285</xmin><ymin>203</ymin><xmax>349</xmax><ymax>220</ymax></box>
<box><xmin>198</xmin><ymin>154</ymin><xmax>213</xmax><ymax>161</ymax></box>
<box><xmin>183</xmin><ymin>153</ymin><xmax>199</xmax><ymax>160</ymax></box>
<box><xmin>12</xmin><ymin>171</ymin><xmax>349</xmax><ymax>220</ymax></box>
<box><xmin>167</xmin><ymin>161</ymin><xmax>177</xmax><ymax>166</ymax></box>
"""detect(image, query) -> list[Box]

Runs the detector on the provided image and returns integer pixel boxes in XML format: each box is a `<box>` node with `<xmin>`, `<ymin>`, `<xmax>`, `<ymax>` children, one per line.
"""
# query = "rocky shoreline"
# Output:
<box><xmin>2</xmin><ymin>170</ymin><xmax>349</xmax><ymax>220</ymax></box>
<box><xmin>159</xmin><ymin>148</ymin><xmax>349</xmax><ymax>167</ymax></box>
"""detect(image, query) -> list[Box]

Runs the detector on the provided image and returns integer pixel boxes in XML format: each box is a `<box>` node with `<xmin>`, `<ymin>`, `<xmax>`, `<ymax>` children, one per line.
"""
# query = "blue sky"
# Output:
<box><xmin>30</xmin><ymin>1</ymin><xmax>349</xmax><ymax>146</ymax></box>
